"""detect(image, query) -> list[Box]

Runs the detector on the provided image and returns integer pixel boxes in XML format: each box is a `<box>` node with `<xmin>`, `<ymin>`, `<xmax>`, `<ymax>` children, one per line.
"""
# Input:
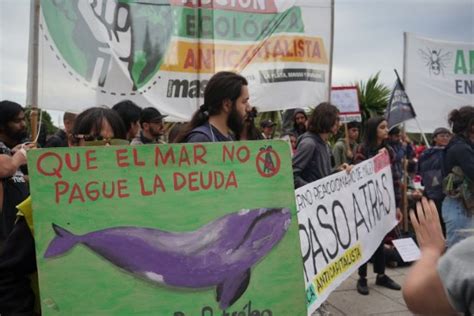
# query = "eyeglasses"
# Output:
<box><xmin>73</xmin><ymin>135</ymin><xmax>129</xmax><ymax>146</ymax></box>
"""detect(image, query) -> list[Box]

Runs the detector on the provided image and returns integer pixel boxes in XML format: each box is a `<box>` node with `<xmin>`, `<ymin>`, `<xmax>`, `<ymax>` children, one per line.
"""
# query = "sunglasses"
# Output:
<box><xmin>73</xmin><ymin>135</ymin><xmax>129</xmax><ymax>146</ymax></box>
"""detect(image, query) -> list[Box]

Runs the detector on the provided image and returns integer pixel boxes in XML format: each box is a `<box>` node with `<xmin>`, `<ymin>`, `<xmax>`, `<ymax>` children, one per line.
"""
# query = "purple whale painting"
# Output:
<box><xmin>44</xmin><ymin>207</ymin><xmax>291</xmax><ymax>309</ymax></box>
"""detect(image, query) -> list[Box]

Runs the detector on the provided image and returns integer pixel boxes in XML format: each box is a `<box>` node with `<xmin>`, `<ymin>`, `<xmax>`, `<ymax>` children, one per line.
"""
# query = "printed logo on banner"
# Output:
<box><xmin>41</xmin><ymin>0</ymin><xmax>329</xmax><ymax>97</ymax></box>
<box><xmin>41</xmin><ymin>0</ymin><xmax>173</xmax><ymax>91</ymax></box>
<box><xmin>418</xmin><ymin>47</ymin><xmax>452</xmax><ymax>76</ymax></box>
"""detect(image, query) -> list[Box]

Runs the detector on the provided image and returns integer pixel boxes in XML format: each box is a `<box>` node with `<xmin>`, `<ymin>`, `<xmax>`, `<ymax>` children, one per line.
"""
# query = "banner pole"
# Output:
<box><xmin>27</xmin><ymin>0</ymin><xmax>40</xmax><ymax>143</ymax></box>
<box><xmin>415</xmin><ymin>117</ymin><xmax>431</xmax><ymax>148</ymax></box>
<box><xmin>327</xmin><ymin>0</ymin><xmax>334</xmax><ymax>101</ymax></box>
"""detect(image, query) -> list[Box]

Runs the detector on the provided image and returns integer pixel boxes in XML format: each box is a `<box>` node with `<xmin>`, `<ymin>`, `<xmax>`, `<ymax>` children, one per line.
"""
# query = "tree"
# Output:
<box><xmin>24</xmin><ymin>107</ymin><xmax>59</xmax><ymax>146</ymax></box>
<box><xmin>356</xmin><ymin>72</ymin><xmax>391</xmax><ymax>122</ymax></box>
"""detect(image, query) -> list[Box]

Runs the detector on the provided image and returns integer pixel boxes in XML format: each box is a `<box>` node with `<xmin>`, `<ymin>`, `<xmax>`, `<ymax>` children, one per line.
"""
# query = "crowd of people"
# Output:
<box><xmin>1</xmin><ymin>71</ymin><xmax>473</xmax><ymax>315</ymax></box>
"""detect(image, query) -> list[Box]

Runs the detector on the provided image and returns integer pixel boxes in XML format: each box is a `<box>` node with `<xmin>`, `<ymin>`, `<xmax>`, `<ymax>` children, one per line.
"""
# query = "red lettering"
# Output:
<box><xmin>139</xmin><ymin>176</ymin><xmax>153</xmax><ymax>196</ymax></box>
<box><xmin>237</xmin><ymin>146</ymin><xmax>250</xmax><ymax>163</ymax></box>
<box><xmin>37</xmin><ymin>152</ymin><xmax>63</xmax><ymax>178</ymax></box>
<box><xmin>102</xmin><ymin>182</ymin><xmax>115</xmax><ymax>198</ymax></box>
<box><xmin>132</xmin><ymin>148</ymin><xmax>145</xmax><ymax>166</ymax></box>
<box><xmin>188</xmin><ymin>171</ymin><xmax>199</xmax><ymax>191</ymax></box>
<box><xmin>183</xmin><ymin>49</ymin><xmax>196</xmax><ymax>69</ymax></box>
<box><xmin>65</xmin><ymin>153</ymin><xmax>80</xmax><ymax>172</ymax></box>
<box><xmin>85</xmin><ymin>181</ymin><xmax>99</xmax><ymax>201</ymax></box>
<box><xmin>55</xmin><ymin>181</ymin><xmax>69</xmax><ymax>204</ymax></box>
<box><xmin>116</xmin><ymin>148</ymin><xmax>129</xmax><ymax>167</ymax></box>
<box><xmin>173</xmin><ymin>172</ymin><xmax>186</xmax><ymax>191</ymax></box>
<box><xmin>153</xmin><ymin>175</ymin><xmax>166</xmax><ymax>193</ymax></box>
<box><xmin>193</xmin><ymin>144</ymin><xmax>207</xmax><ymax>165</ymax></box>
<box><xmin>68</xmin><ymin>183</ymin><xmax>85</xmax><ymax>204</ymax></box>
<box><xmin>200</xmin><ymin>171</ymin><xmax>213</xmax><ymax>190</ymax></box>
<box><xmin>214</xmin><ymin>171</ymin><xmax>225</xmax><ymax>189</ymax></box>
<box><xmin>178</xmin><ymin>146</ymin><xmax>191</xmax><ymax>167</ymax></box>
<box><xmin>85</xmin><ymin>150</ymin><xmax>98</xmax><ymax>170</ymax></box>
<box><xmin>226</xmin><ymin>171</ymin><xmax>238</xmax><ymax>189</ymax></box>
<box><xmin>222</xmin><ymin>145</ymin><xmax>235</xmax><ymax>163</ymax></box>
<box><xmin>155</xmin><ymin>146</ymin><xmax>176</xmax><ymax>166</ymax></box>
<box><xmin>117</xmin><ymin>179</ymin><xmax>130</xmax><ymax>198</ymax></box>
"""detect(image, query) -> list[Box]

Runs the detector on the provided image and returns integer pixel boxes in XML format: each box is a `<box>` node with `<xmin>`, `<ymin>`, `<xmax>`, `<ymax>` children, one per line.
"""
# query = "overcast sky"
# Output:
<box><xmin>1</xmin><ymin>0</ymin><xmax>473</xmax><ymax>125</ymax></box>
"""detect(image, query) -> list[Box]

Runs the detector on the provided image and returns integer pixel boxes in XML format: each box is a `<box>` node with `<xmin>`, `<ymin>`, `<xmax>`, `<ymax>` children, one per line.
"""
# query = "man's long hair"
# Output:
<box><xmin>175</xmin><ymin>71</ymin><xmax>248</xmax><ymax>143</ymax></box>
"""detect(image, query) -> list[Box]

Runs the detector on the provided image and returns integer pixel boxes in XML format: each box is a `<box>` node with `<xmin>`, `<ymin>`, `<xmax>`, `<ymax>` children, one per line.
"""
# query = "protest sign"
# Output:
<box><xmin>295</xmin><ymin>152</ymin><xmax>398</xmax><ymax>314</ymax></box>
<box><xmin>404</xmin><ymin>32</ymin><xmax>474</xmax><ymax>132</ymax></box>
<box><xmin>330</xmin><ymin>86</ymin><xmax>361</xmax><ymax>123</ymax></box>
<box><xmin>32</xmin><ymin>0</ymin><xmax>333</xmax><ymax>119</ymax></box>
<box><xmin>28</xmin><ymin>141</ymin><xmax>306</xmax><ymax>315</ymax></box>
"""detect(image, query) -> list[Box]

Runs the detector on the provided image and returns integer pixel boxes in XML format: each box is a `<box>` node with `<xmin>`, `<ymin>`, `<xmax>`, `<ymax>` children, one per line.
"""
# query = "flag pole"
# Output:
<box><xmin>393</xmin><ymin>69</ymin><xmax>430</xmax><ymax>148</ymax></box>
<box><xmin>27</xmin><ymin>0</ymin><xmax>40</xmax><ymax>143</ymax></box>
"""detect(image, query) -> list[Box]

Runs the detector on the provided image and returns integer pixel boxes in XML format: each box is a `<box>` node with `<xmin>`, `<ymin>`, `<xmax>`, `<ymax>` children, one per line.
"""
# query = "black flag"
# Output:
<box><xmin>385</xmin><ymin>72</ymin><xmax>416</xmax><ymax>129</ymax></box>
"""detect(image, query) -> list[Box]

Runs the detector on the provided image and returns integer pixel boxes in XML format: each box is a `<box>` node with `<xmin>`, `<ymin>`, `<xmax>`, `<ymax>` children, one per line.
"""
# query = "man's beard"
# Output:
<box><xmin>296</xmin><ymin>123</ymin><xmax>306</xmax><ymax>133</ymax></box>
<box><xmin>227</xmin><ymin>105</ymin><xmax>244</xmax><ymax>136</ymax></box>
<box><xmin>6</xmin><ymin>128</ymin><xmax>27</xmax><ymax>144</ymax></box>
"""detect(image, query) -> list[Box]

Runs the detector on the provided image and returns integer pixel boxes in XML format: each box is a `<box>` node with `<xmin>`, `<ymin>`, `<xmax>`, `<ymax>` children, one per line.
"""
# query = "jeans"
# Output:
<box><xmin>442</xmin><ymin>196</ymin><xmax>474</xmax><ymax>248</ymax></box>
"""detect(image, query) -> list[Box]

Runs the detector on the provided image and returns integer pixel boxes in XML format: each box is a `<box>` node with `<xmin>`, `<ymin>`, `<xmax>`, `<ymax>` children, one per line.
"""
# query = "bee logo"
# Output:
<box><xmin>418</xmin><ymin>48</ymin><xmax>452</xmax><ymax>76</ymax></box>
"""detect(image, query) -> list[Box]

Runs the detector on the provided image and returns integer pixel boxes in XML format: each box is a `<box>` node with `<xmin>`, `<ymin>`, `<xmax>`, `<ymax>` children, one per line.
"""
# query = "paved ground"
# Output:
<box><xmin>324</xmin><ymin>264</ymin><xmax>414</xmax><ymax>316</ymax></box>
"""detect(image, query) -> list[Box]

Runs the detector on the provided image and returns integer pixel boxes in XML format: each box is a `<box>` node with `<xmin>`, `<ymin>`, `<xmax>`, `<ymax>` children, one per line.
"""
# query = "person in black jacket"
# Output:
<box><xmin>292</xmin><ymin>102</ymin><xmax>348</xmax><ymax>189</ymax></box>
<box><xmin>0</xmin><ymin>100</ymin><xmax>36</xmax><ymax>316</ymax></box>
<box><xmin>441</xmin><ymin>105</ymin><xmax>474</xmax><ymax>248</ymax></box>
<box><xmin>44</xmin><ymin>112</ymin><xmax>76</xmax><ymax>148</ymax></box>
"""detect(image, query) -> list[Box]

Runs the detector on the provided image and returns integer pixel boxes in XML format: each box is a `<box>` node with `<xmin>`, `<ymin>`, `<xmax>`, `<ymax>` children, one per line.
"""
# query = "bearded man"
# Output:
<box><xmin>175</xmin><ymin>72</ymin><xmax>251</xmax><ymax>143</ymax></box>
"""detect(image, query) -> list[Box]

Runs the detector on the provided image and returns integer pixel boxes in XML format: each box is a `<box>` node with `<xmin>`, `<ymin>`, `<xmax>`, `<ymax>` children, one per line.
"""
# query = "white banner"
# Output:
<box><xmin>404</xmin><ymin>32</ymin><xmax>474</xmax><ymax>133</ymax></box>
<box><xmin>32</xmin><ymin>0</ymin><xmax>332</xmax><ymax>120</ymax></box>
<box><xmin>296</xmin><ymin>152</ymin><xmax>397</xmax><ymax>314</ymax></box>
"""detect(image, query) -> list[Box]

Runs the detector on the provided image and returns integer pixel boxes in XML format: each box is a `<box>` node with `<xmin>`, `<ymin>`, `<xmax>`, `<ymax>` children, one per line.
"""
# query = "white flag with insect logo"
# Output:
<box><xmin>32</xmin><ymin>0</ymin><xmax>333</xmax><ymax>120</ymax></box>
<box><xmin>404</xmin><ymin>32</ymin><xmax>474</xmax><ymax>133</ymax></box>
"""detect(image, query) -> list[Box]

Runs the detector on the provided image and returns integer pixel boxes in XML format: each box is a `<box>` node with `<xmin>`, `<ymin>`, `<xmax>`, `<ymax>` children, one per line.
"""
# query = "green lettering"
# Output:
<box><xmin>454</xmin><ymin>50</ymin><xmax>467</xmax><ymax>74</ymax></box>
<box><xmin>470</xmin><ymin>50</ymin><xmax>474</xmax><ymax>75</ymax></box>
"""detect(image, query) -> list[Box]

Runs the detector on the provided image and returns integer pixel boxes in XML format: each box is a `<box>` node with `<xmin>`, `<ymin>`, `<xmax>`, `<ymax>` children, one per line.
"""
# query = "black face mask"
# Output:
<box><xmin>227</xmin><ymin>104</ymin><xmax>244</xmax><ymax>136</ymax></box>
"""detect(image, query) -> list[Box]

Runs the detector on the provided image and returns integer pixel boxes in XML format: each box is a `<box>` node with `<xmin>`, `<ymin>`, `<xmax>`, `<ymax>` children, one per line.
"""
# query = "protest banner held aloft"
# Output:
<box><xmin>33</xmin><ymin>0</ymin><xmax>333</xmax><ymax>120</ymax></box>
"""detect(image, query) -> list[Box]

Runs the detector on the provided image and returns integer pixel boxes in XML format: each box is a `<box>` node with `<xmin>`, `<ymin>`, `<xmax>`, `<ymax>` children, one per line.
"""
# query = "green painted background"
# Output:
<box><xmin>28</xmin><ymin>141</ymin><xmax>306</xmax><ymax>315</ymax></box>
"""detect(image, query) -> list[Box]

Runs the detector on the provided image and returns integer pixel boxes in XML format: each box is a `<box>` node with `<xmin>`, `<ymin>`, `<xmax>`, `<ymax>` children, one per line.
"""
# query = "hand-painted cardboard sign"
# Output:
<box><xmin>28</xmin><ymin>141</ymin><xmax>306</xmax><ymax>315</ymax></box>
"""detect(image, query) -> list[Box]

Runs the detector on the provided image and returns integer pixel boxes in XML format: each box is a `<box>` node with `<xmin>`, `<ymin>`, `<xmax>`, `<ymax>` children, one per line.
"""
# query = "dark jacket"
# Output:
<box><xmin>443</xmin><ymin>135</ymin><xmax>474</xmax><ymax>182</ymax></box>
<box><xmin>44</xmin><ymin>129</ymin><xmax>68</xmax><ymax>148</ymax></box>
<box><xmin>292</xmin><ymin>132</ymin><xmax>332</xmax><ymax>188</ymax></box>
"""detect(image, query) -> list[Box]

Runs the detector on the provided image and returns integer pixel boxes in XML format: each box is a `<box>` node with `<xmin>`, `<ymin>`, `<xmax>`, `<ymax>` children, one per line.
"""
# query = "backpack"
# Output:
<box><xmin>442</xmin><ymin>166</ymin><xmax>474</xmax><ymax>212</ymax></box>
<box><xmin>418</xmin><ymin>147</ymin><xmax>445</xmax><ymax>200</ymax></box>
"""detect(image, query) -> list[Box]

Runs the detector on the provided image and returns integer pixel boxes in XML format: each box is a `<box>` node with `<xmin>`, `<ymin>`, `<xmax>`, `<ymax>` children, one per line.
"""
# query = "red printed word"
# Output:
<box><xmin>54</xmin><ymin>179</ymin><xmax>130</xmax><ymax>204</ymax></box>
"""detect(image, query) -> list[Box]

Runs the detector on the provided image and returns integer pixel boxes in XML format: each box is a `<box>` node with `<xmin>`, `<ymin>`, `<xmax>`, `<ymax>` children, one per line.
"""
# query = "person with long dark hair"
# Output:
<box><xmin>0</xmin><ymin>101</ymin><xmax>36</xmax><ymax>315</ymax></box>
<box><xmin>292</xmin><ymin>102</ymin><xmax>347</xmax><ymax>189</ymax></box>
<box><xmin>68</xmin><ymin>107</ymin><xmax>127</xmax><ymax>146</ymax></box>
<box><xmin>174</xmin><ymin>71</ymin><xmax>250</xmax><ymax>143</ymax></box>
<box><xmin>441</xmin><ymin>105</ymin><xmax>474</xmax><ymax>248</ymax></box>
<box><xmin>354</xmin><ymin>116</ymin><xmax>403</xmax><ymax>295</ymax></box>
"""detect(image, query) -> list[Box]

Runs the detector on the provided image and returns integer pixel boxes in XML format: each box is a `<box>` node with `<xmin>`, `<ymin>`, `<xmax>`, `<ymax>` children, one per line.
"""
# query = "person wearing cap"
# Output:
<box><xmin>431</xmin><ymin>127</ymin><xmax>452</xmax><ymax>147</ymax></box>
<box><xmin>130</xmin><ymin>107</ymin><xmax>167</xmax><ymax>145</ymax></box>
<box><xmin>260</xmin><ymin>119</ymin><xmax>276</xmax><ymax>139</ymax></box>
<box><xmin>175</xmin><ymin>71</ymin><xmax>250</xmax><ymax>143</ymax></box>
